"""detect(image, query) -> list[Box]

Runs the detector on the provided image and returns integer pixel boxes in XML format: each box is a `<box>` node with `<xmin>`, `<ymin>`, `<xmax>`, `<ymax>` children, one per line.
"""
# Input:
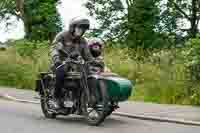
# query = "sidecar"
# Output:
<box><xmin>91</xmin><ymin>73</ymin><xmax>134</xmax><ymax>102</ymax></box>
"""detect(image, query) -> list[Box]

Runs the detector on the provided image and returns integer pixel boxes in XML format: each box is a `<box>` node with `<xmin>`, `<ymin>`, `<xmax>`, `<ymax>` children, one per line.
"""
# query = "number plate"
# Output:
<box><xmin>64</xmin><ymin>101</ymin><xmax>74</xmax><ymax>108</ymax></box>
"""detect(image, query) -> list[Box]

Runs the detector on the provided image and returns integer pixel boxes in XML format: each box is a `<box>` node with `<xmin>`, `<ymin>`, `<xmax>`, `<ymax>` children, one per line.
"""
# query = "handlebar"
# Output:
<box><xmin>55</xmin><ymin>54</ymin><xmax>102</xmax><ymax>72</ymax></box>
<box><xmin>63</xmin><ymin>59</ymin><xmax>84</xmax><ymax>65</ymax></box>
<box><xmin>59</xmin><ymin>48</ymin><xmax>100</xmax><ymax>66</ymax></box>
<box><xmin>56</xmin><ymin>56</ymin><xmax>85</xmax><ymax>70</ymax></box>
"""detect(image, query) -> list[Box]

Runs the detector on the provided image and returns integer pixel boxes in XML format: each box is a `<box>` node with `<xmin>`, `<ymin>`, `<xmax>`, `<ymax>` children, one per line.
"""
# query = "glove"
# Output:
<box><xmin>70</xmin><ymin>52</ymin><xmax>80</xmax><ymax>59</ymax></box>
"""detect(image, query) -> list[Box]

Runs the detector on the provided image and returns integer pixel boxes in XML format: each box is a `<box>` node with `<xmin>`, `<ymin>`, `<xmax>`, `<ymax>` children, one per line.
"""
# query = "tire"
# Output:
<box><xmin>40</xmin><ymin>74</ymin><xmax>57</xmax><ymax>119</ymax></box>
<box><xmin>81</xmin><ymin>92</ymin><xmax>106</xmax><ymax>126</ymax></box>
<box><xmin>86</xmin><ymin>109</ymin><xmax>106</xmax><ymax>126</ymax></box>
<box><xmin>41</xmin><ymin>97</ymin><xmax>57</xmax><ymax>119</ymax></box>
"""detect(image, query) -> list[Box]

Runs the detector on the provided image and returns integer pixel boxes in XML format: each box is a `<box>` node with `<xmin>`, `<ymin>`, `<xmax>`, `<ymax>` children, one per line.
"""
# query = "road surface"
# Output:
<box><xmin>0</xmin><ymin>99</ymin><xmax>200</xmax><ymax>133</ymax></box>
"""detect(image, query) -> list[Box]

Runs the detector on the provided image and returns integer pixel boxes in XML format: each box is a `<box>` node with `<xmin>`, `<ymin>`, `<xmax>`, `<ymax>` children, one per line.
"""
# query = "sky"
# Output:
<box><xmin>0</xmin><ymin>0</ymin><xmax>94</xmax><ymax>42</ymax></box>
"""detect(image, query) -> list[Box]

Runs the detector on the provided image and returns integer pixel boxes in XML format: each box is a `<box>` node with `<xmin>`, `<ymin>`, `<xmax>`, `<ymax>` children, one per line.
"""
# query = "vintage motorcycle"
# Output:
<box><xmin>35</xmin><ymin>53</ymin><xmax>133</xmax><ymax>126</ymax></box>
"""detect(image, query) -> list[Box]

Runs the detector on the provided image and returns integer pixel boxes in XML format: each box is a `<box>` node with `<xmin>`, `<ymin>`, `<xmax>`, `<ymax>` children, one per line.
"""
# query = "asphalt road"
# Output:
<box><xmin>0</xmin><ymin>99</ymin><xmax>200</xmax><ymax>133</ymax></box>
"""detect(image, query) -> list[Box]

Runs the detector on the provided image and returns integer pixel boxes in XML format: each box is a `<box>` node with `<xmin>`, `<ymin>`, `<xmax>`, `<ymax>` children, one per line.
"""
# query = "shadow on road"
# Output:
<box><xmin>49</xmin><ymin>115</ymin><xmax>129</xmax><ymax>127</ymax></box>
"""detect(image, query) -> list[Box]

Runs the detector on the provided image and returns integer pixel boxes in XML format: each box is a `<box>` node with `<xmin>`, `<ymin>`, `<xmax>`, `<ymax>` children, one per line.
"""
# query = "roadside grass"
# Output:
<box><xmin>104</xmin><ymin>47</ymin><xmax>199</xmax><ymax>105</ymax></box>
<box><xmin>1</xmin><ymin>41</ymin><xmax>200</xmax><ymax>105</ymax></box>
<box><xmin>0</xmin><ymin>42</ymin><xmax>49</xmax><ymax>90</ymax></box>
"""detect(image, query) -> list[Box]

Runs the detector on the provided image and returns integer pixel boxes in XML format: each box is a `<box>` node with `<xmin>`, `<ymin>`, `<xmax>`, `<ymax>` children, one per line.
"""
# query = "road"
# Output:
<box><xmin>0</xmin><ymin>99</ymin><xmax>200</xmax><ymax>133</ymax></box>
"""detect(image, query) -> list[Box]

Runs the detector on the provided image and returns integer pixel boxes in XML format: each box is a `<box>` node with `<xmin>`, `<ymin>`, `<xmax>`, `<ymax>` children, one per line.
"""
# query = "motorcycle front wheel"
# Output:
<box><xmin>40</xmin><ymin>77</ymin><xmax>57</xmax><ymax>119</ymax></box>
<box><xmin>41</xmin><ymin>96</ymin><xmax>57</xmax><ymax>119</ymax></box>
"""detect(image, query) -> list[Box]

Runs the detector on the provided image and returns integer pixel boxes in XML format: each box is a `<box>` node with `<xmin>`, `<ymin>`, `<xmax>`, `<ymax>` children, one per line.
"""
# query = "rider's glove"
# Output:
<box><xmin>70</xmin><ymin>51</ymin><xmax>80</xmax><ymax>59</ymax></box>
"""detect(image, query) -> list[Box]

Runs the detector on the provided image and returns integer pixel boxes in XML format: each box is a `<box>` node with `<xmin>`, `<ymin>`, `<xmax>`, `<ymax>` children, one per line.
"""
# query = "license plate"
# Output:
<box><xmin>64</xmin><ymin>101</ymin><xmax>74</xmax><ymax>108</ymax></box>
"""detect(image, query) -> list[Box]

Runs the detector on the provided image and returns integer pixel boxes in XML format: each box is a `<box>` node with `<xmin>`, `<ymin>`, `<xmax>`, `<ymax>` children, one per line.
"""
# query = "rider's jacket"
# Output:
<box><xmin>49</xmin><ymin>30</ymin><xmax>94</xmax><ymax>72</ymax></box>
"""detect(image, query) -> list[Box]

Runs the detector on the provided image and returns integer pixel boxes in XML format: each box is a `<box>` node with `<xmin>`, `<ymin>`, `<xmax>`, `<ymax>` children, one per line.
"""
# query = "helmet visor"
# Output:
<box><xmin>77</xmin><ymin>24</ymin><xmax>89</xmax><ymax>30</ymax></box>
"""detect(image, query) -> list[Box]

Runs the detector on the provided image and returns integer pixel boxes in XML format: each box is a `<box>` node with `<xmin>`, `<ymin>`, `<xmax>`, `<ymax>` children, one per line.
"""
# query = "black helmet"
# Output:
<box><xmin>69</xmin><ymin>17</ymin><xmax>90</xmax><ymax>33</ymax></box>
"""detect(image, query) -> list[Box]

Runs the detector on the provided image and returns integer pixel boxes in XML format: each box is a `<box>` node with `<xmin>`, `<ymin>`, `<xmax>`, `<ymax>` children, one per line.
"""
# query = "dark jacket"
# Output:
<box><xmin>49</xmin><ymin>30</ymin><xmax>94</xmax><ymax>71</ymax></box>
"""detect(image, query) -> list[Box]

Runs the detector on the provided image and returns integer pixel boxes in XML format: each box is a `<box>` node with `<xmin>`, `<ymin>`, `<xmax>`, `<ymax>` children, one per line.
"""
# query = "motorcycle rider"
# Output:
<box><xmin>50</xmin><ymin>17</ymin><xmax>94</xmax><ymax>109</ymax></box>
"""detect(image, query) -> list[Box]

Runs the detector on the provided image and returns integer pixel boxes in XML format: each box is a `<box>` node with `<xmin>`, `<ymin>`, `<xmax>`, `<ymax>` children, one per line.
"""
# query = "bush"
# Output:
<box><xmin>183</xmin><ymin>36</ymin><xmax>200</xmax><ymax>81</ymax></box>
<box><xmin>104</xmin><ymin>46</ymin><xmax>196</xmax><ymax>105</ymax></box>
<box><xmin>0</xmin><ymin>40</ymin><xmax>49</xmax><ymax>89</ymax></box>
<box><xmin>14</xmin><ymin>39</ymin><xmax>49</xmax><ymax>60</ymax></box>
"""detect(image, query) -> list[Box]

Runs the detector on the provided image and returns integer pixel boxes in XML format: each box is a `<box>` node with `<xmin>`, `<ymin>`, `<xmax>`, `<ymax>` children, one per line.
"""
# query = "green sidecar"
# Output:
<box><xmin>99</xmin><ymin>74</ymin><xmax>134</xmax><ymax>102</ymax></box>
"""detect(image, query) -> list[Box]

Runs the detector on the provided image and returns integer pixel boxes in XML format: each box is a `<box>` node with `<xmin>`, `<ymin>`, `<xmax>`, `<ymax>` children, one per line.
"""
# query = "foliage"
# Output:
<box><xmin>127</xmin><ymin>0</ymin><xmax>162</xmax><ymax>48</ymax></box>
<box><xmin>0</xmin><ymin>47</ymin><xmax>37</xmax><ymax>88</ymax></box>
<box><xmin>85</xmin><ymin>0</ymin><xmax>199</xmax><ymax>48</ymax></box>
<box><xmin>183</xmin><ymin>36</ymin><xmax>200</xmax><ymax>81</ymax></box>
<box><xmin>1</xmin><ymin>40</ymin><xmax>200</xmax><ymax>105</ymax></box>
<box><xmin>0</xmin><ymin>0</ymin><xmax>62</xmax><ymax>41</ymax></box>
<box><xmin>0</xmin><ymin>40</ymin><xmax>50</xmax><ymax>89</ymax></box>
<box><xmin>158</xmin><ymin>0</ymin><xmax>200</xmax><ymax>38</ymax></box>
<box><xmin>23</xmin><ymin>0</ymin><xmax>62</xmax><ymax>40</ymax></box>
<box><xmin>104</xmin><ymin>46</ymin><xmax>200</xmax><ymax>105</ymax></box>
<box><xmin>85</xmin><ymin>0</ymin><xmax>176</xmax><ymax>48</ymax></box>
<box><xmin>84</xmin><ymin>0</ymin><xmax>127</xmax><ymax>43</ymax></box>
<box><xmin>13</xmin><ymin>39</ymin><xmax>49</xmax><ymax>58</ymax></box>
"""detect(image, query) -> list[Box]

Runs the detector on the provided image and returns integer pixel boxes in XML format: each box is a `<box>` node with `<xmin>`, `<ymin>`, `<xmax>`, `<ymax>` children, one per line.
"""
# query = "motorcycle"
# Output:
<box><xmin>35</xmin><ymin>53</ymin><xmax>133</xmax><ymax>126</ymax></box>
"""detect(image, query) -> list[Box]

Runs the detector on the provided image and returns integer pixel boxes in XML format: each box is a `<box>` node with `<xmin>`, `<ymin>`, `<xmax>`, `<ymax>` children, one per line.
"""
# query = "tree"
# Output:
<box><xmin>127</xmin><ymin>0</ymin><xmax>162</xmax><ymax>48</ymax></box>
<box><xmin>85</xmin><ymin>0</ymin><xmax>166</xmax><ymax>48</ymax></box>
<box><xmin>0</xmin><ymin>0</ymin><xmax>62</xmax><ymax>41</ymax></box>
<box><xmin>160</xmin><ymin>0</ymin><xmax>200</xmax><ymax>38</ymax></box>
<box><xmin>84</xmin><ymin>0</ymin><xmax>128</xmax><ymax>43</ymax></box>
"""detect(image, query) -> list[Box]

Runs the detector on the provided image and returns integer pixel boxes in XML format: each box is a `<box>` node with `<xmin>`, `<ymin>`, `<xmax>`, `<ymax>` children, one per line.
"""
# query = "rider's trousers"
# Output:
<box><xmin>55</xmin><ymin>65</ymin><xmax>65</xmax><ymax>98</ymax></box>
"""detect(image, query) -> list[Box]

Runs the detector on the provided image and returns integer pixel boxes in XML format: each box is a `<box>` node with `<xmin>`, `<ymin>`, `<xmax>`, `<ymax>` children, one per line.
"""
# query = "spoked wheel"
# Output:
<box><xmin>81</xmin><ymin>92</ymin><xmax>106</xmax><ymax>126</ymax></box>
<box><xmin>40</xmin><ymin>78</ymin><xmax>57</xmax><ymax>119</ymax></box>
<box><xmin>41</xmin><ymin>96</ymin><xmax>57</xmax><ymax>119</ymax></box>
